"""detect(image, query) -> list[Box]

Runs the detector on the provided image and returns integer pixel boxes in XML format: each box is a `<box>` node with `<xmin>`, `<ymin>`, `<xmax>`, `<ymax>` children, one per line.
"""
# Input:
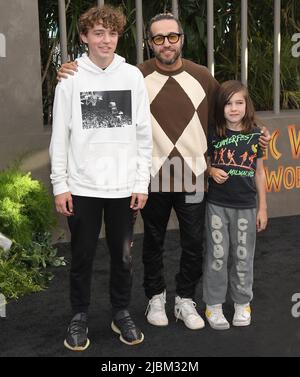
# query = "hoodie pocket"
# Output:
<box><xmin>74</xmin><ymin>142</ymin><xmax>137</xmax><ymax>189</ymax></box>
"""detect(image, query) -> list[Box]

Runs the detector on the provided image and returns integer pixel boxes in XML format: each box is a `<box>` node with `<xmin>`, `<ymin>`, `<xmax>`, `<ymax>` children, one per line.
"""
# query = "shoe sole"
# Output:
<box><xmin>111</xmin><ymin>322</ymin><xmax>144</xmax><ymax>345</ymax></box>
<box><xmin>232</xmin><ymin>319</ymin><xmax>251</xmax><ymax>327</ymax></box>
<box><xmin>175</xmin><ymin>314</ymin><xmax>205</xmax><ymax>330</ymax></box>
<box><xmin>64</xmin><ymin>338</ymin><xmax>90</xmax><ymax>351</ymax></box>
<box><xmin>147</xmin><ymin>317</ymin><xmax>169</xmax><ymax>327</ymax></box>
<box><xmin>206</xmin><ymin>317</ymin><xmax>230</xmax><ymax>330</ymax></box>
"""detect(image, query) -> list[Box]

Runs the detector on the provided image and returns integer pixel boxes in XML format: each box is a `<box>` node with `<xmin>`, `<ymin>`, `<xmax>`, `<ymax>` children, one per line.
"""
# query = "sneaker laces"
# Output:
<box><xmin>69</xmin><ymin>319</ymin><xmax>87</xmax><ymax>336</ymax></box>
<box><xmin>208</xmin><ymin>305</ymin><xmax>227</xmax><ymax>322</ymax></box>
<box><xmin>175</xmin><ymin>299</ymin><xmax>198</xmax><ymax>322</ymax></box>
<box><xmin>145</xmin><ymin>293</ymin><xmax>166</xmax><ymax>315</ymax></box>
<box><xmin>235</xmin><ymin>304</ymin><xmax>250</xmax><ymax>319</ymax></box>
<box><xmin>116</xmin><ymin>315</ymin><xmax>137</xmax><ymax>332</ymax></box>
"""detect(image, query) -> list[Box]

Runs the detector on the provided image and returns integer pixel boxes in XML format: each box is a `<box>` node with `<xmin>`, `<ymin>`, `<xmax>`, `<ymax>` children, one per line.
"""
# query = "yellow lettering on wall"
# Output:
<box><xmin>269</xmin><ymin>130</ymin><xmax>282</xmax><ymax>160</ymax></box>
<box><xmin>283</xmin><ymin>167</ymin><xmax>296</xmax><ymax>190</ymax></box>
<box><xmin>265</xmin><ymin>166</ymin><xmax>284</xmax><ymax>193</ymax></box>
<box><xmin>288</xmin><ymin>125</ymin><xmax>300</xmax><ymax>159</ymax></box>
<box><xmin>265</xmin><ymin>166</ymin><xmax>300</xmax><ymax>192</ymax></box>
<box><xmin>297</xmin><ymin>167</ymin><xmax>300</xmax><ymax>188</ymax></box>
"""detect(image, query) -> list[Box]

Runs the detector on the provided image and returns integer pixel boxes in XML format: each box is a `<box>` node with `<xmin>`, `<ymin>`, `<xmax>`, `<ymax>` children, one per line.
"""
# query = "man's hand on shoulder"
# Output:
<box><xmin>259</xmin><ymin>126</ymin><xmax>271</xmax><ymax>151</ymax></box>
<box><xmin>57</xmin><ymin>61</ymin><xmax>78</xmax><ymax>81</ymax></box>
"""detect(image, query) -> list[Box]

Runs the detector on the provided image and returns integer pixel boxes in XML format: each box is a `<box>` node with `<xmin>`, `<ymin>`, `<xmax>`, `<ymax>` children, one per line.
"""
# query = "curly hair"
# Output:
<box><xmin>79</xmin><ymin>5</ymin><xmax>126</xmax><ymax>36</ymax></box>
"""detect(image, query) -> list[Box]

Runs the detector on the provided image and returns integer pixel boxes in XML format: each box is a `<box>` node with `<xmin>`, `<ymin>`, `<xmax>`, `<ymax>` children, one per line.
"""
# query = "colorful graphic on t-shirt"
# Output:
<box><xmin>207</xmin><ymin>128</ymin><xmax>263</xmax><ymax>209</ymax></box>
<box><xmin>211</xmin><ymin>131</ymin><xmax>262</xmax><ymax>178</ymax></box>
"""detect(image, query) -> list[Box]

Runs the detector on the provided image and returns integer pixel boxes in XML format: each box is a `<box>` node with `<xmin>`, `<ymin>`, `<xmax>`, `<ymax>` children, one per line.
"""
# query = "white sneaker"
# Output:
<box><xmin>145</xmin><ymin>291</ymin><xmax>168</xmax><ymax>326</ymax></box>
<box><xmin>233</xmin><ymin>303</ymin><xmax>251</xmax><ymax>327</ymax></box>
<box><xmin>205</xmin><ymin>304</ymin><xmax>230</xmax><ymax>330</ymax></box>
<box><xmin>174</xmin><ymin>296</ymin><xmax>205</xmax><ymax>330</ymax></box>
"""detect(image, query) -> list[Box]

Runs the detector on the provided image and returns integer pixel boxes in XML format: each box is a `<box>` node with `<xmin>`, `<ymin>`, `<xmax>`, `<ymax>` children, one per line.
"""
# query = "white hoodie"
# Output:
<box><xmin>50</xmin><ymin>54</ymin><xmax>152</xmax><ymax>198</ymax></box>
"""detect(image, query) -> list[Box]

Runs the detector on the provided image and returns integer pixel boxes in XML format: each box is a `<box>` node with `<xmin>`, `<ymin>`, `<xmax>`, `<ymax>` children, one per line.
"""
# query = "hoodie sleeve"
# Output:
<box><xmin>49</xmin><ymin>80</ymin><xmax>72</xmax><ymax>196</ymax></box>
<box><xmin>133</xmin><ymin>71</ymin><xmax>153</xmax><ymax>194</ymax></box>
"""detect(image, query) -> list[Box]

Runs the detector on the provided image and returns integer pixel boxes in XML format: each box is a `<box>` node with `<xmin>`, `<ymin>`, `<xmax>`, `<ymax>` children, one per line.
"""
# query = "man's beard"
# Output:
<box><xmin>153</xmin><ymin>46</ymin><xmax>182</xmax><ymax>66</ymax></box>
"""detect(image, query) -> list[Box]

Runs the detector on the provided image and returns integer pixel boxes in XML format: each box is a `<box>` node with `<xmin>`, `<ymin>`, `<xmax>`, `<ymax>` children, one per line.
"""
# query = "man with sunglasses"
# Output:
<box><xmin>57</xmin><ymin>12</ymin><xmax>270</xmax><ymax>331</ymax></box>
<box><xmin>135</xmin><ymin>13</ymin><xmax>268</xmax><ymax>330</ymax></box>
<box><xmin>138</xmin><ymin>13</ymin><xmax>218</xmax><ymax>330</ymax></box>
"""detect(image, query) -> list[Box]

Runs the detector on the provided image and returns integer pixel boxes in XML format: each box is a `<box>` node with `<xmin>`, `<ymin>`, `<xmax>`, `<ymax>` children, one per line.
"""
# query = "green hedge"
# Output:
<box><xmin>0</xmin><ymin>169</ymin><xmax>66</xmax><ymax>300</ymax></box>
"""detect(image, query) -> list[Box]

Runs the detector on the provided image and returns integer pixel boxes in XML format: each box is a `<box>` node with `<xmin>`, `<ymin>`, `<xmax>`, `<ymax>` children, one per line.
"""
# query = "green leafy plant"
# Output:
<box><xmin>0</xmin><ymin>168</ymin><xmax>66</xmax><ymax>300</ymax></box>
<box><xmin>0</xmin><ymin>259</ymin><xmax>45</xmax><ymax>300</ymax></box>
<box><xmin>0</xmin><ymin>169</ymin><xmax>55</xmax><ymax>246</ymax></box>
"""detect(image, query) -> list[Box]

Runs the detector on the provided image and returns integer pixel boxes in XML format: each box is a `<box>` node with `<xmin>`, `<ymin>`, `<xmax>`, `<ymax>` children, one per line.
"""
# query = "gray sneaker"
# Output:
<box><xmin>111</xmin><ymin>309</ymin><xmax>144</xmax><ymax>345</ymax></box>
<box><xmin>64</xmin><ymin>313</ymin><xmax>90</xmax><ymax>351</ymax></box>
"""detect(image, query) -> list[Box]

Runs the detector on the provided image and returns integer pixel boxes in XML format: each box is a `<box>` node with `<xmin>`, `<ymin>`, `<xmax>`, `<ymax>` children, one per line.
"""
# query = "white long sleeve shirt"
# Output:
<box><xmin>50</xmin><ymin>54</ymin><xmax>152</xmax><ymax>198</ymax></box>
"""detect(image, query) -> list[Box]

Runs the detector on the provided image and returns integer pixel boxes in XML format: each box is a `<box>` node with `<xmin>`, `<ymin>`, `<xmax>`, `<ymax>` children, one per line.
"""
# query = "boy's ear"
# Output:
<box><xmin>80</xmin><ymin>33</ymin><xmax>88</xmax><ymax>44</ymax></box>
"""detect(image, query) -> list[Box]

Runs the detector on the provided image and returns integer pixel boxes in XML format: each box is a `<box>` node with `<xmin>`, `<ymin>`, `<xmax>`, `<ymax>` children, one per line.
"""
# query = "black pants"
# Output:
<box><xmin>141</xmin><ymin>192</ymin><xmax>206</xmax><ymax>299</ymax></box>
<box><xmin>67</xmin><ymin>195</ymin><xmax>134</xmax><ymax>315</ymax></box>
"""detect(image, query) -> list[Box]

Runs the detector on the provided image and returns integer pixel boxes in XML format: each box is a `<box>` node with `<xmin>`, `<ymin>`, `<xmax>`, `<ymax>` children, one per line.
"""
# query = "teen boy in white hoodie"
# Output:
<box><xmin>49</xmin><ymin>5</ymin><xmax>152</xmax><ymax>351</ymax></box>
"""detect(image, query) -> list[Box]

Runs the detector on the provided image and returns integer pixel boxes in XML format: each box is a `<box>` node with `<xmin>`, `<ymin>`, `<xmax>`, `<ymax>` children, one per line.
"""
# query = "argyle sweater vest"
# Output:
<box><xmin>138</xmin><ymin>59</ymin><xmax>219</xmax><ymax>192</ymax></box>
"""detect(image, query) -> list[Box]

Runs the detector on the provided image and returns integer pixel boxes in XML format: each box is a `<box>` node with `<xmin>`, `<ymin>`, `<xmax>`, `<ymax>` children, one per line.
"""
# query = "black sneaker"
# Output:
<box><xmin>64</xmin><ymin>313</ymin><xmax>90</xmax><ymax>351</ymax></box>
<box><xmin>111</xmin><ymin>309</ymin><xmax>144</xmax><ymax>345</ymax></box>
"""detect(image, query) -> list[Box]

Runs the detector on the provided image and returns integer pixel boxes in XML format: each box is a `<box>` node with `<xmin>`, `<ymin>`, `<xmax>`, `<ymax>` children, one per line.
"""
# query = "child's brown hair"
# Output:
<box><xmin>215</xmin><ymin>80</ymin><xmax>256</xmax><ymax>138</ymax></box>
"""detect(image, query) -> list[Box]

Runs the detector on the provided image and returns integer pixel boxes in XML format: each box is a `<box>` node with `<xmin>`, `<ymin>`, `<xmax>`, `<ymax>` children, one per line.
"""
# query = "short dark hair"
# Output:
<box><xmin>147</xmin><ymin>13</ymin><xmax>183</xmax><ymax>39</ymax></box>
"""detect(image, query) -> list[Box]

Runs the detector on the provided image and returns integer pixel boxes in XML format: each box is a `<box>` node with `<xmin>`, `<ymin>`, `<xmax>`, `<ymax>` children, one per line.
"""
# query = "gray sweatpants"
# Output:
<box><xmin>203</xmin><ymin>203</ymin><xmax>256</xmax><ymax>306</ymax></box>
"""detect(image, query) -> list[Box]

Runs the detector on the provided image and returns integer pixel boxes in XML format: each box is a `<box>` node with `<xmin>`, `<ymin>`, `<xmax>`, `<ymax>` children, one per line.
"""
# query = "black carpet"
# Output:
<box><xmin>1</xmin><ymin>216</ymin><xmax>300</xmax><ymax>357</ymax></box>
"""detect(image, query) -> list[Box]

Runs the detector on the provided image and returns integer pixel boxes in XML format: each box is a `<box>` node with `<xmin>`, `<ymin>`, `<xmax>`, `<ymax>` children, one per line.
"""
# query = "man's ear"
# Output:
<box><xmin>148</xmin><ymin>40</ymin><xmax>153</xmax><ymax>51</ymax></box>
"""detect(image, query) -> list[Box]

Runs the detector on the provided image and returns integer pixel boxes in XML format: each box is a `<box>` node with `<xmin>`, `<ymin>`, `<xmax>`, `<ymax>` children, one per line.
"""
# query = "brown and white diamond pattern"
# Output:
<box><xmin>145</xmin><ymin>70</ymin><xmax>207</xmax><ymax>177</ymax></box>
